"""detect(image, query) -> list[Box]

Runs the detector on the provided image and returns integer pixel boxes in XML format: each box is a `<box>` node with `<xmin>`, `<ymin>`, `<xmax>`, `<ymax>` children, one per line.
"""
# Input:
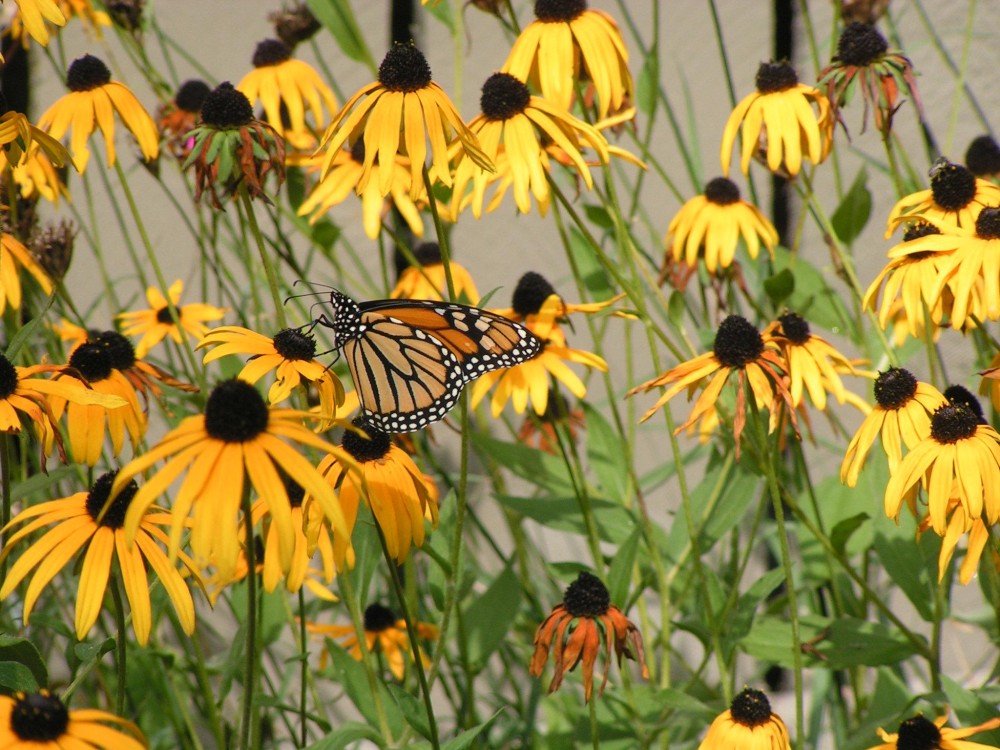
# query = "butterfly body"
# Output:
<box><xmin>316</xmin><ymin>289</ymin><xmax>542</xmax><ymax>433</ymax></box>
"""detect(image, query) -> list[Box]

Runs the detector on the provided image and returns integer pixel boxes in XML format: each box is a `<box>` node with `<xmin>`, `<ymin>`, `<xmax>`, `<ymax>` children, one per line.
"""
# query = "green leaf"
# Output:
<box><xmin>471</xmin><ymin>435</ymin><xmax>574</xmax><ymax>494</ymax></box>
<box><xmin>422</xmin><ymin>0</ymin><xmax>454</xmax><ymax>31</ymax></box>
<box><xmin>461</xmin><ymin>566</ymin><xmax>522</xmax><ymax>673</ymax></box>
<box><xmin>831</xmin><ymin>168</ymin><xmax>872</xmax><ymax>246</ymax></box>
<box><xmin>568</xmin><ymin>226</ymin><xmax>615</xmax><ymax>299</ymax></box>
<box><xmin>326</xmin><ymin>641</ymin><xmax>404</xmax><ymax>737</ymax></box>
<box><xmin>387</xmin><ymin>683</ymin><xmax>431</xmax><ymax>739</ymax></box>
<box><xmin>769</xmin><ymin>246</ymin><xmax>855</xmax><ymax>336</ymax></box>
<box><xmin>583</xmin><ymin>402</ymin><xmax>628</xmax><ymax>499</ymax></box>
<box><xmin>5</xmin><ymin>303</ymin><xmax>55</xmax><ymax>360</ymax></box>
<box><xmin>636</xmin><ymin>55</ymin><xmax>658</xmax><ymax>115</ymax></box>
<box><xmin>763</xmin><ymin>268</ymin><xmax>795</xmax><ymax>305</ymax></box>
<box><xmin>873</xmin><ymin>529</ymin><xmax>936</xmax><ymax>620</ymax></box>
<box><xmin>606</xmin><ymin>527</ymin><xmax>642</xmax><ymax>605</ymax></box>
<box><xmin>304</xmin><ymin>722</ymin><xmax>385</xmax><ymax>749</ymax></box>
<box><xmin>440</xmin><ymin>709</ymin><xmax>504</xmax><ymax>750</ymax></box>
<box><xmin>497</xmin><ymin>495</ymin><xmax>636</xmax><ymax>544</ymax></box>
<box><xmin>0</xmin><ymin>663</ymin><xmax>41</xmax><ymax>693</ymax></box>
<box><xmin>583</xmin><ymin>203</ymin><xmax>614</xmax><ymax>230</ymax></box>
<box><xmin>306</xmin><ymin>0</ymin><xmax>375</xmax><ymax>69</ymax></box>
<box><xmin>0</xmin><ymin>637</ymin><xmax>47</xmax><ymax>689</ymax></box>
<box><xmin>830</xmin><ymin>512</ymin><xmax>870</xmax><ymax>555</ymax></box>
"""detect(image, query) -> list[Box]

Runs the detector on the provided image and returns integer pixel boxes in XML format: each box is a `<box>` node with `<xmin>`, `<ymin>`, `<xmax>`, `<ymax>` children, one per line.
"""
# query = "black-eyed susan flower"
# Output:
<box><xmin>237</xmin><ymin>38</ymin><xmax>337</xmax><ymax>151</ymax></box>
<box><xmin>469</xmin><ymin>272</ymin><xmax>611</xmax><ymax>417</ymax></box>
<box><xmin>7</xmin><ymin>145</ymin><xmax>67</xmax><ymax>204</ymax></box>
<box><xmin>0</xmin><ymin>109</ymin><xmax>70</xmax><ymax>174</ymax></box>
<box><xmin>628</xmin><ymin>315</ymin><xmax>792</xmax><ymax>452</ymax></box>
<box><xmin>868</xmin><ymin>712</ymin><xmax>1000</xmax><ymax>750</ymax></box>
<box><xmin>530</xmin><ymin>571</ymin><xmax>647</xmax><ymax>702</ymax></box>
<box><xmin>184</xmin><ymin>82</ymin><xmax>286</xmax><ymax>208</ymax></box>
<box><xmin>885</xmin><ymin>402</ymin><xmax>1000</xmax><ymax>533</ymax></box>
<box><xmin>720</xmin><ymin>60</ymin><xmax>833</xmax><ymax>177</ymax></box>
<box><xmin>296</xmin><ymin>141</ymin><xmax>425</xmax><ymax>239</ymax></box>
<box><xmin>885</xmin><ymin>159</ymin><xmax>1000</xmax><ymax>237</ymax></box>
<box><xmin>0</xmin><ymin>690</ymin><xmax>146</xmax><ymax>750</ymax></box>
<box><xmin>502</xmin><ymin>0</ymin><xmax>633</xmax><ymax>120</ymax></box>
<box><xmin>308</xmin><ymin>603</ymin><xmax>438</xmax><ymax>680</ymax></box>
<box><xmin>198</xmin><ymin>326</ymin><xmax>344</xmax><ymax>429</ymax></box>
<box><xmin>314</xmin><ymin>42</ymin><xmax>492</xmax><ymax>200</ymax></box>
<box><xmin>841</xmin><ymin>367</ymin><xmax>946</xmax><ymax>486</ymax></box>
<box><xmin>0</xmin><ymin>232</ymin><xmax>53</xmax><ymax>313</ymax></box>
<box><xmin>818</xmin><ymin>21</ymin><xmax>922</xmax><ymax>136</ymax></box>
<box><xmin>0</xmin><ymin>471</ymin><xmax>198</xmax><ymax>644</ymax></box>
<box><xmin>763</xmin><ymin>311</ymin><xmax>860</xmax><ymax>412</ymax></box>
<box><xmin>117</xmin><ymin>279</ymin><xmax>226</xmax><ymax>358</ymax></box>
<box><xmin>7</xmin><ymin>0</ymin><xmax>66</xmax><ymax>47</ymax></box>
<box><xmin>87</xmin><ymin>329</ymin><xmax>198</xmax><ymax>406</ymax></box>
<box><xmin>48</xmin><ymin>341</ymin><xmax>145</xmax><ymax>466</ymax></box>
<box><xmin>919</xmin><ymin>497</ymin><xmax>990</xmax><ymax>585</ymax></box>
<box><xmin>157</xmin><ymin>79</ymin><xmax>210</xmax><ymax>159</ymax></box>
<box><xmin>37</xmin><ymin>54</ymin><xmax>158</xmax><ymax>172</ymax></box>
<box><xmin>665</xmin><ymin>177</ymin><xmax>778</xmax><ymax>274</ymax></box>
<box><xmin>391</xmin><ymin>241</ymin><xmax>480</xmax><ymax>302</ymax></box>
<box><xmin>449</xmin><ymin>72</ymin><xmax>609</xmax><ymax>219</ymax></box>
<box><xmin>112</xmin><ymin>379</ymin><xmax>353</xmax><ymax>582</ymax></box>
<box><xmin>965</xmin><ymin>134</ymin><xmax>1000</xmax><ymax>179</ymax></box>
<box><xmin>311</xmin><ymin>417</ymin><xmax>438</xmax><ymax>567</ymax></box>
<box><xmin>697</xmin><ymin>688</ymin><xmax>791</xmax><ymax>750</ymax></box>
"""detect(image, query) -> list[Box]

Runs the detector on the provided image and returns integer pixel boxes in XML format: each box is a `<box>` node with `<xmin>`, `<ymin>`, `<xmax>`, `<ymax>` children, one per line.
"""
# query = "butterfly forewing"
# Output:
<box><xmin>319</xmin><ymin>292</ymin><xmax>542</xmax><ymax>433</ymax></box>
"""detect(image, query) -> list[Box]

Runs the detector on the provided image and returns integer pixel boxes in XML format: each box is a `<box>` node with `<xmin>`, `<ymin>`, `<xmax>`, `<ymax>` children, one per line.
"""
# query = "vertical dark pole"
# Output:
<box><xmin>1</xmin><ymin>44</ymin><xmax>30</xmax><ymax>114</ymax></box>
<box><xmin>771</xmin><ymin>0</ymin><xmax>794</xmax><ymax>247</ymax></box>
<box><xmin>391</xmin><ymin>0</ymin><xmax>416</xmax><ymax>44</ymax></box>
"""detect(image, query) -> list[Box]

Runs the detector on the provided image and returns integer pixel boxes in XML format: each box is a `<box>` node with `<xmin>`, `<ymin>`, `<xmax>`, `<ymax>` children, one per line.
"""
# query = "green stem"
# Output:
<box><xmin>0</xmin><ymin>433</ymin><xmax>11</xmax><ymax>583</ymax></box>
<box><xmin>588</xmin><ymin>693</ymin><xmax>600</xmax><ymax>750</ymax></box>
<box><xmin>239</xmin><ymin>490</ymin><xmax>259</xmax><ymax>750</ymax></box>
<box><xmin>109</xmin><ymin>573</ymin><xmax>128</xmax><ymax>716</ymax></box>
<box><xmin>239</xmin><ymin>188</ymin><xmax>288</xmax><ymax>330</ymax></box>
<box><xmin>298</xmin><ymin>587</ymin><xmax>308</xmax><ymax>748</ymax></box>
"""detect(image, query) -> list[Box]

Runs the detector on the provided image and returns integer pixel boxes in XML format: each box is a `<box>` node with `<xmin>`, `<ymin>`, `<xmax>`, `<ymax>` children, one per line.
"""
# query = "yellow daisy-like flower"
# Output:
<box><xmin>868</xmin><ymin>712</ymin><xmax>1000</xmax><ymax>750</ymax></box>
<box><xmin>665</xmin><ymin>177</ymin><xmax>778</xmax><ymax>274</ymax></box>
<box><xmin>884</xmin><ymin>402</ymin><xmax>1000</xmax><ymax>534</ymax></box>
<box><xmin>628</xmin><ymin>315</ymin><xmax>792</xmax><ymax>453</ymax></box>
<box><xmin>198</xmin><ymin>325</ymin><xmax>344</xmax><ymax>429</ymax></box>
<box><xmin>763</xmin><ymin>311</ymin><xmax>860</xmax><ymax>412</ymax></box>
<box><xmin>0</xmin><ymin>232</ymin><xmax>53</xmax><ymax>314</ymax></box>
<box><xmin>469</xmin><ymin>273</ymin><xmax>612</xmax><ymax>417</ymax></box>
<box><xmin>48</xmin><ymin>340</ymin><xmax>146</xmax><ymax>466</ymax></box>
<box><xmin>721</xmin><ymin>60</ymin><xmax>833</xmax><ymax>177</ymax></box>
<box><xmin>37</xmin><ymin>54</ymin><xmax>158</xmax><ymax>172</ymax></box>
<box><xmin>296</xmin><ymin>142</ymin><xmax>425</xmax><ymax>240</ymax></box>
<box><xmin>502</xmin><ymin>0</ymin><xmax>633</xmax><ymax>120</ymax></box>
<box><xmin>85</xmin><ymin>329</ymin><xmax>198</xmax><ymax>407</ymax></box>
<box><xmin>885</xmin><ymin>159</ymin><xmax>1000</xmax><ymax>238</ymax></box>
<box><xmin>111</xmin><ymin>379</ymin><xmax>353</xmax><ymax>582</ymax></box>
<box><xmin>530</xmin><ymin>571</ymin><xmax>647</xmax><ymax>703</ymax></box>
<box><xmin>314</xmin><ymin>42</ymin><xmax>492</xmax><ymax>200</ymax></box>
<box><xmin>311</xmin><ymin>418</ymin><xmax>438</xmax><ymax>566</ymax></box>
<box><xmin>391</xmin><ymin>241</ymin><xmax>480</xmax><ymax>303</ymax></box>
<box><xmin>0</xmin><ymin>690</ymin><xmax>146</xmax><ymax>750</ymax></box>
<box><xmin>450</xmin><ymin>72</ymin><xmax>609</xmax><ymax>219</ymax></box>
<box><xmin>0</xmin><ymin>110</ymin><xmax>69</xmax><ymax>173</ymax></box>
<box><xmin>919</xmin><ymin>495</ymin><xmax>990</xmax><ymax>585</ymax></box>
<box><xmin>118</xmin><ymin>279</ymin><xmax>226</xmax><ymax>359</ymax></box>
<box><xmin>8</xmin><ymin>0</ymin><xmax>66</xmax><ymax>46</ymax></box>
<box><xmin>9</xmin><ymin>146</ymin><xmax>68</xmax><ymax>203</ymax></box>
<box><xmin>698</xmin><ymin>688</ymin><xmax>791</xmax><ymax>750</ymax></box>
<box><xmin>7</xmin><ymin>0</ymin><xmax>110</xmax><ymax>49</ymax></box>
<box><xmin>237</xmin><ymin>38</ymin><xmax>337</xmax><ymax>151</ymax></box>
<box><xmin>841</xmin><ymin>367</ymin><xmax>946</xmax><ymax>486</ymax></box>
<box><xmin>0</xmin><ymin>471</ymin><xmax>198</xmax><ymax>644</ymax></box>
<box><xmin>308</xmin><ymin>602</ymin><xmax>438</xmax><ymax>681</ymax></box>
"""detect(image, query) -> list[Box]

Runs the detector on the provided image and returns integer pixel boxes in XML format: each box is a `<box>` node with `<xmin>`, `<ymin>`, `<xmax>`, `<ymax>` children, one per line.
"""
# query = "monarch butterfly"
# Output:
<box><xmin>313</xmin><ymin>288</ymin><xmax>543</xmax><ymax>433</ymax></box>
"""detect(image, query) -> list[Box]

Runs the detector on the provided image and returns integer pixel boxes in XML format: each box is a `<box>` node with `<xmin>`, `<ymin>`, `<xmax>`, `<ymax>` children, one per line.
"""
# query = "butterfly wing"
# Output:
<box><xmin>345</xmin><ymin>299</ymin><xmax>542</xmax><ymax>432</ymax></box>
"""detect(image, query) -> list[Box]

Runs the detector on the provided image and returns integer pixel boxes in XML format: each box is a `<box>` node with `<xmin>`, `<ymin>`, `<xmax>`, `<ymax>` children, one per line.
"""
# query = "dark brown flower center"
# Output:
<box><xmin>713</xmin><ymin>315</ymin><xmax>764</xmax><ymax>368</ymax></box>
<box><xmin>562</xmin><ymin>571</ymin><xmax>610</xmax><ymax>617</ymax></box>
<box><xmin>943</xmin><ymin>384</ymin><xmax>985</xmax><ymax>422</ymax></box>
<box><xmin>0</xmin><ymin>353</ymin><xmax>18</xmax><ymax>399</ymax></box>
<box><xmin>200</xmin><ymin>82</ymin><xmax>254</xmax><ymax>129</ymax></box>
<box><xmin>284</xmin><ymin>475</ymin><xmax>305</xmax><ymax>508</ymax></box>
<box><xmin>777</xmin><ymin>311</ymin><xmax>810</xmax><ymax>344</ymax></box>
<box><xmin>66</xmin><ymin>54</ymin><xmax>111</xmax><ymax>92</ymax></box>
<box><xmin>704</xmin><ymin>177</ymin><xmax>741</xmax><ymax>205</ymax></box>
<box><xmin>902</xmin><ymin>221</ymin><xmax>941</xmax><ymax>242</ymax></box>
<box><xmin>836</xmin><ymin>22</ymin><xmax>888</xmax><ymax>66</ymax></box>
<box><xmin>534</xmin><ymin>0</ymin><xmax>586</xmax><ymax>22</ymax></box>
<box><xmin>252</xmin><ymin>38</ymin><xmax>292</xmax><ymax>67</ymax></box>
<box><xmin>270</xmin><ymin>3</ymin><xmax>321</xmax><ymax>47</ymax></box>
<box><xmin>91</xmin><ymin>330</ymin><xmax>137</xmax><ymax>370</ymax></box>
<box><xmin>895</xmin><ymin>715</ymin><xmax>941</xmax><ymax>750</ymax></box>
<box><xmin>965</xmin><ymin>135</ymin><xmax>1000</xmax><ymax>177</ymax></box>
<box><xmin>155</xmin><ymin>305</ymin><xmax>176</xmax><ymax>324</ymax></box>
<box><xmin>10</xmin><ymin>691</ymin><xmax>69</xmax><ymax>741</ymax></box>
<box><xmin>175</xmin><ymin>79</ymin><xmax>211</xmax><ymax>113</ymax></box>
<box><xmin>378</xmin><ymin>43</ymin><xmax>432</xmax><ymax>92</ymax></box>
<box><xmin>755</xmin><ymin>61</ymin><xmax>798</xmax><ymax>93</ymax></box>
<box><xmin>873</xmin><ymin>367</ymin><xmax>917</xmax><ymax>409</ymax></box>
<box><xmin>341</xmin><ymin>417</ymin><xmax>392</xmax><ymax>462</ymax></box>
<box><xmin>85</xmin><ymin>470</ymin><xmax>138</xmax><ymax>528</ymax></box>
<box><xmin>480</xmin><ymin>72</ymin><xmax>531</xmax><ymax>121</ymax></box>
<box><xmin>929</xmin><ymin>160</ymin><xmax>977</xmax><ymax>210</ymax></box>
<box><xmin>273</xmin><ymin>328</ymin><xmax>317</xmax><ymax>361</ymax></box>
<box><xmin>729</xmin><ymin>688</ymin><xmax>773</xmax><ymax>728</ymax></box>
<box><xmin>512</xmin><ymin>272</ymin><xmax>556</xmax><ymax>317</ymax></box>
<box><xmin>975</xmin><ymin>206</ymin><xmax>1000</xmax><ymax>239</ymax></box>
<box><xmin>364</xmin><ymin>603</ymin><xmax>397</xmax><ymax>632</ymax></box>
<box><xmin>68</xmin><ymin>342</ymin><xmax>113</xmax><ymax>382</ymax></box>
<box><xmin>350</xmin><ymin>138</ymin><xmax>366</xmax><ymax>164</ymax></box>
<box><xmin>413</xmin><ymin>241</ymin><xmax>443</xmax><ymax>265</ymax></box>
<box><xmin>107</xmin><ymin>0</ymin><xmax>144</xmax><ymax>33</ymax></box>
<box><xmin>204</xmin><ymin>379</ymin><xmax>270</xmax><ymax>442</ymax></box>
<box><xmin>930</xmin><ymin>403</ymin><xmax>979</xmax><ymax>443</ymax></box>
